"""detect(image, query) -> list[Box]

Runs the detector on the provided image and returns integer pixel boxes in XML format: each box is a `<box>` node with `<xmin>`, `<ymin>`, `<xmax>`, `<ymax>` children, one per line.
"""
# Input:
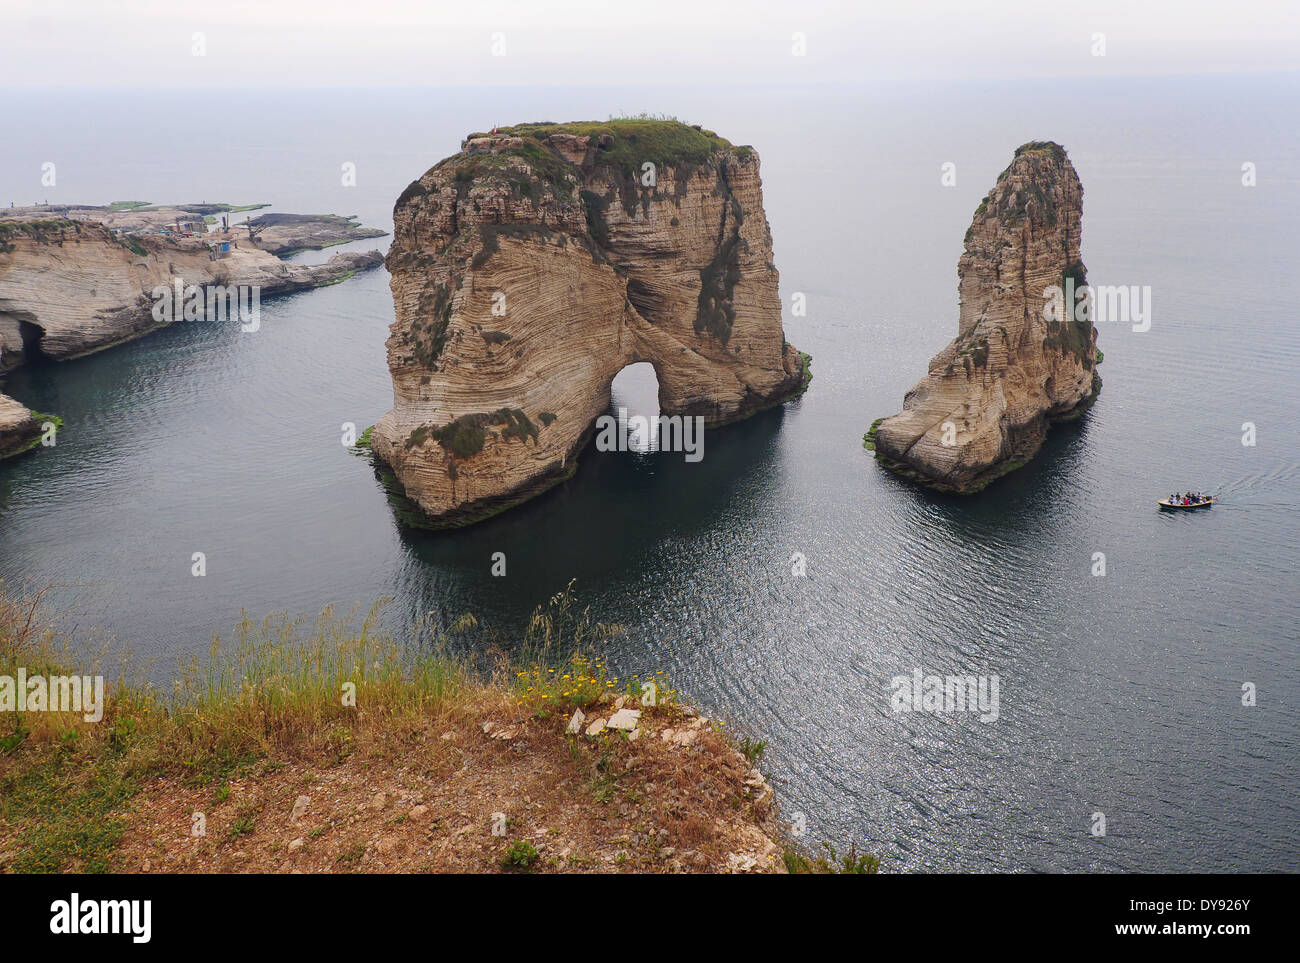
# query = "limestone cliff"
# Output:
<box><xmin>371</xmin><ymin>120</ymin><xmax>808</xmax><ymax>528</ymax></box>
<box><xmin>869</xmin><ymin>142</ymin><xmax>1101</xmax><ymax>492</ymax></box>
<box><xmin>0</xmin><ymin>217</ymin><xmax>383</xmax><ymax>367</ymax></box>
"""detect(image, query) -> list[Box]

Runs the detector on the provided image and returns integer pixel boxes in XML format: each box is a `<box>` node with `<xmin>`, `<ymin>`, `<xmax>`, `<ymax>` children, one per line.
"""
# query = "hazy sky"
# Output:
<box><xmin>3</xmin><ymin>0</ymin><xmax>1297</xmax><ymax>87</ymax></box>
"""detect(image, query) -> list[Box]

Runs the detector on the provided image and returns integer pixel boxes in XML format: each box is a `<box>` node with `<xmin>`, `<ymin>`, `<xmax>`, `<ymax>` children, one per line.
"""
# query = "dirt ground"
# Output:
<box><xmin>115</xmin><ymin>693</ymin><xmax>784</xmax><ymax>873</ymax></box>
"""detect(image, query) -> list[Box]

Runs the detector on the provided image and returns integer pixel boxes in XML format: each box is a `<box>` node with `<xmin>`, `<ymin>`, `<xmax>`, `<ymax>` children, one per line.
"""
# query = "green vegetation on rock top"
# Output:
<box><xmin>473</xmin><ymin>117</ymin><xmax>738</xmax><ymax>179</ymax></box>
<box><xmin>1014</xmin><ymin>140</ymin><xmax>1067</xmax><ymax>159</ymax></box>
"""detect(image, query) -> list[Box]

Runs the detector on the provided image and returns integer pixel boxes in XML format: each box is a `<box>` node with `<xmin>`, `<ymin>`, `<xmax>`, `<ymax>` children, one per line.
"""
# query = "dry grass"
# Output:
<box><xmin>0</xmin><ymin>581</ymin><xmax>784</xmax><ymax>873</ymax></box>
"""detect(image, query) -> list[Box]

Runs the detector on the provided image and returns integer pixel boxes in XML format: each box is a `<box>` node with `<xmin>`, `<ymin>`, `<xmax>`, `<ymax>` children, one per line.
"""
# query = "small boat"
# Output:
<box><xmin>1158</xmin><ymin>497</ymin><xmax>1215</xmax><ymax>510</ymax></box>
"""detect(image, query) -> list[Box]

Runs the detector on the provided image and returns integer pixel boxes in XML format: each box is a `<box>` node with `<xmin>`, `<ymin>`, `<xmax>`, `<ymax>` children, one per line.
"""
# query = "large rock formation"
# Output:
<box><xmin>868</xmin><ymin>142</ymin><xmax>1101</xmax><ymax>492</ymax></box>
<box><xmin>370</xmin><ymin>120</ymin><xmax>808</xmax><ymax>528</ymax></box>
<box><xmin>0</xmin><ymin>216</ymin><xmax>383</xmax><ymax>366</ymax></box>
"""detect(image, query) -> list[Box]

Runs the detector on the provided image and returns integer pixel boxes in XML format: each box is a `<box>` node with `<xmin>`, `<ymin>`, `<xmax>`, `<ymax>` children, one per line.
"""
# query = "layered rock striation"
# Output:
<box><xmin>868</xmin><ymin>142</ymin><xmax>1101</xmax><ymax>492</ymax></box>
<box><xmin>371</xmin><ymin>120</ymin><xmax>808</xmax><ymax>528</ymax></box>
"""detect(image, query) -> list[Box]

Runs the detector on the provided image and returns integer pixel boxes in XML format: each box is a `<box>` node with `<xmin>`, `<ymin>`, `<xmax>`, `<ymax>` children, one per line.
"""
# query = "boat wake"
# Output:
<box><xmin>1197</xmin><ymin>462</ymin><xmax>1300</xmax><ymax>509</ymax></box>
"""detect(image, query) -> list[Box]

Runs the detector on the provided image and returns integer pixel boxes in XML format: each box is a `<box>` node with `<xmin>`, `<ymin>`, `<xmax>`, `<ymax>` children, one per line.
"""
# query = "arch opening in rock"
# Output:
<box><xmin>0</xmin><ymin>313</ymin><xmax>50</xmax><ymax>369</ymax></box>
<box><xmin>608</xmin><ymin>362</ymin><xmax>662</xmax><ymax>454</ymax></box>
<box><xmin>18</xmin><ymin>319</ymin><xmax>50</xmax><ymax>365</ymax></box>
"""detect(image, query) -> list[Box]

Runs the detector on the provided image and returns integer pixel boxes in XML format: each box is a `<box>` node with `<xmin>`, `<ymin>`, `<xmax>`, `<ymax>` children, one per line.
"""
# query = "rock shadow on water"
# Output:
<box><xmin>878</xmin><ymin>410</ymin><xmax>1097</xmax><ymax>546</ymax></box>
<box><xmin>378</xmin><ymin>406</ymin><xmax>790</xmax><ymax>613</ymax></box>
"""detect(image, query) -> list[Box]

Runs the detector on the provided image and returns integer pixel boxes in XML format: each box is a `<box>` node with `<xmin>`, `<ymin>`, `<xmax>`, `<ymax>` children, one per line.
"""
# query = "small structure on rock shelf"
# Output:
<box><xmin>206</xmin><ymin>234</ymin><xmax>237</xmax><ymax>260</ymax></box>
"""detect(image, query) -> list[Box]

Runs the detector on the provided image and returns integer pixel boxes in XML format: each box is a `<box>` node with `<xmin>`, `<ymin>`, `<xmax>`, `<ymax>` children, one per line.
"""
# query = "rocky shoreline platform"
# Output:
<box><xmin>0</xmin><ymin>202</ymin><xmax>386</xmax><ymax>458</ymax></box>
<box><xmin>243</xmin><ymin>212</ymin><xmax>387</xmax><ymax>256</ymax></box>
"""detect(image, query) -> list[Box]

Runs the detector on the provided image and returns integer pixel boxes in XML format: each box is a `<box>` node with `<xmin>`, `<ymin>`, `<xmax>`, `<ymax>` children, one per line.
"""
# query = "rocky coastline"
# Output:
<box><xmin>0</xmin><ymin>203</ymin><xmax>385</xmax><ymax>455</ymax></box>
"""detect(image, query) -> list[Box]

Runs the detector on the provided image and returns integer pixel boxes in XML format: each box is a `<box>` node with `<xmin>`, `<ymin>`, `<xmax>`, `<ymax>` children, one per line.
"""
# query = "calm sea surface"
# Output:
<box><xmin>2</xmin><ymin>78</ymin><xmax>1297</xmax><ymax>871</ymax></box>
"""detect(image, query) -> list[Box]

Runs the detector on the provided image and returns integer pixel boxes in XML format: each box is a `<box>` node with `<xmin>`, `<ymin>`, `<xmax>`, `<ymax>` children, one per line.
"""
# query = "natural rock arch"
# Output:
<box><xmin>371</xmin><ymin>120</ymin><xmax>809</xmax><ymax>528</ymax></box>
<box><xmin>608</xmin><ymin>362</ymin><xmax>664</xmax><ymax>452</ymax></box>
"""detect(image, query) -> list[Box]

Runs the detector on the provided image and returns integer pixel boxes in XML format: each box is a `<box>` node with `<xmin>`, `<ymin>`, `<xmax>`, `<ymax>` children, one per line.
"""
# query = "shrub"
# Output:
<box><xmin>501</xmin><ymin>840</ymin><xmax>538</xmax><ymax>871</ymax></box>
<box><xmin>783</xmin><ymin>841</ymin><xmax>881</xmax><ymax>874</ymax></box>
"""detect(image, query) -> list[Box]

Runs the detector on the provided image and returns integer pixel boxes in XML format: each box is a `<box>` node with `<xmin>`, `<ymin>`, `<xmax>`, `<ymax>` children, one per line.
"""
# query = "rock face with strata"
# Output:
<box><xmin>869</xmin><ymin>142</ymin><xmax>1100</xmax><ymax>492</ymax></box>
<box><xmin>371</xmin><ymin>120</ymin><xmax>807</xmax><ymax>527</ymax></box>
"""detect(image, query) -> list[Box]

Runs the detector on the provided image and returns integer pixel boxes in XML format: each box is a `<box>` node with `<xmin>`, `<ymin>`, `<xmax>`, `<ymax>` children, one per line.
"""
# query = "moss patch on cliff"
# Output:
<box><xmin>350</xmin><ymin>424</ymin><xmax>375</xmax><ymax>456</ymax></box>
<box><xmin>410</xmin><ymin>277</ymin><xmax>459</xmax><ymax>366</ymax></box>
<box><xmin>696</xmin><ymin>231</ymin><xmax>744</xmax><ymax>343</ymax></box>
<box><xmin>793</xmin><ymin>351</ymin><xmax>814</xmax><ymax>397</ymax></box>
<box><xmin>433</xmin><ymin>417</ymin><xmax>487</xmax><ymax>458</ymax></box>
<box><xmin>862</xmin><ymin>417</ymin><xmax>884</xmax><ymax>452</ymax></box>
<box><xmin>579</xmin><ymin>189</ymin><xmax>612</xmax><ymax>249</ymax></box>
<box><xmin>954</xmin><ymin>336</ymin><xmax>990</xmax><ymax>370</ymax></box>
<box><xmin>1044</xmin><ymin>261</ymin><xmax>1094</xmax><ymax>366</ymax></box>
<box><xmin>472</xmin><ymin>223</ymin><xmax>557</xmax><ymax>270</ymax></box>
<box><xmin>694</xmin><ymin>168</ymin><xmax>748</xmax><ymax>344</ymax></box>
<box><xmin>395</xmin><ymin>178</ymin><xmax>429</xmax><ymax>209</ymax></box>
<box><xmin>408</xmin><ymin>409</ymin><xmax>540</xmax><ymax>459</ymax></box>
<box><xmin>1</xmin><ymin>411</ymin><xmax>60</xmax><ymax>460</ymax></box>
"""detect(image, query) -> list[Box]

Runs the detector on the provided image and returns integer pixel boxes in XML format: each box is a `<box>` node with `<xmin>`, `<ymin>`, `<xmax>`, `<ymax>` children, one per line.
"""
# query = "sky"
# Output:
<box><xmin>2</xmin><ymin>0</ymin><xmax>1298</xmax><ymax>88</ymax></box>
